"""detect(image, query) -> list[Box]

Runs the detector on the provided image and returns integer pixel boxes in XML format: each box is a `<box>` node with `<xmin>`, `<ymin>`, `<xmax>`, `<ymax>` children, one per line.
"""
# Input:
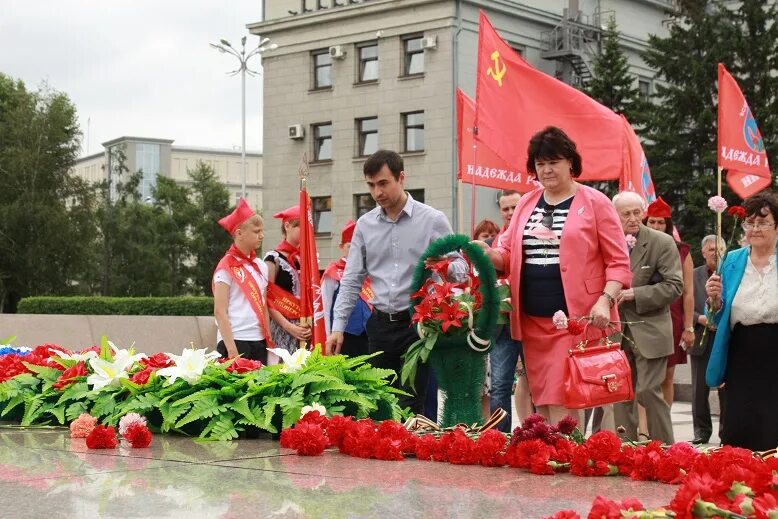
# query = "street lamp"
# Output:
<box><xmin>210</xmin><ymin>35</ymin><xmax>278</xmax><ymax>198</ymax></box>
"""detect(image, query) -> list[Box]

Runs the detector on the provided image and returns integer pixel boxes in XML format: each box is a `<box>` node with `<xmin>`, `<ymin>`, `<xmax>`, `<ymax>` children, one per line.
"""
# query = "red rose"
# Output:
<box><xmin>130</xmin><ymin>367</ymin><xmax>154</xmax><ymax>385</ymax></box>
<box><xmin>79</xmin><ymin>345</ymin><xmax>101</xmax><ymax>355</ymax></box>
<box><xmin>53</xmin><ymin>362</ymin><xmax>87</xmax><ymax>391</ymax></box>
<box><xmin>124</xmin><ymin>423</ymin><xmax>152</xmax><ymax>448</ymax></box>
<box><xmin>226</xmin><ymin>357</ymin><xmax>263</xmax><ymax>373</ymax></box>
<box><xmin>31</xmin><ymin>343</ymin><xmax>70</xmax><ymax>359</ymax></box>
<box><xmin>85</xmin><ymin>425</ymin><xmax>119</xmax><ymax>449</ymax></box>
<box><xmin>140</xmin><ymin>352</ymin><xmax>174</xmax><ymax>369</ymax></box>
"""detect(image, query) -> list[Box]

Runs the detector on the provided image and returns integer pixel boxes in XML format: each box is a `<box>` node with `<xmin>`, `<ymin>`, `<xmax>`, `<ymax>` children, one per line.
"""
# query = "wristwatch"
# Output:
<box><xmin>684</xmin><ymin>326</ymin><xmax>695</xmax><ymax>333</ymax></box>
<box><xmin>600</xmin><ymin>291</ymin><xmax>616</xmax><ymax>308</ymax></box>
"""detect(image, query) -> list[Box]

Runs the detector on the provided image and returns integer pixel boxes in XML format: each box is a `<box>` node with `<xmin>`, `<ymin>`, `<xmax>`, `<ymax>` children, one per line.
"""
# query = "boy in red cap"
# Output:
<box><xmin>213</xmin><ymin>198</ymin><xmax>273</xmax><ymax>362</ymax></box>
<box><xmin>264</xmin><ymin>205</ymin><xmax>311</xmax><ymax>359</ymax></box>
<box><xmin>321</xmin><ymin>221</ymin><xmax>371</xmax><ymax>357</ymax></box>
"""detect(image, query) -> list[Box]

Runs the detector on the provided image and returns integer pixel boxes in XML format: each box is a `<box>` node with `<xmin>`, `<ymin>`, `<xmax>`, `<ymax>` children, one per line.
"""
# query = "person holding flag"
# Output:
<box><xmin>213</xmin><ymin>198</ymin><xmax>273</xmax><ymax>362</ymax></box>
<box><xmin>322</xmin><ymin>220</ymin><xmax>371</xmax><ymax>357</ymax></box>
<box><xmin>264</xmin><ymin>205</ymin><xmax>311</xmax><ymax>359</ymax></box>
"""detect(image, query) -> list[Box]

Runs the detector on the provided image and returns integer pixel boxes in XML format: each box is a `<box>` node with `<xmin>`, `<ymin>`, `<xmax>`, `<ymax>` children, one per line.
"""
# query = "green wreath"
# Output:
<box><xmin>401</xmin><ymin>234</ymin><xmax>500</xmax><ymax>425</ymax></box>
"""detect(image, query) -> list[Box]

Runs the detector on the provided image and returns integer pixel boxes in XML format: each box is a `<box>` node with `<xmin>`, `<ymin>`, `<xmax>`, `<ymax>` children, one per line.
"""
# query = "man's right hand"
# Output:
<box><xmin>325</xmin><ymin>332</ymin><xmax>344</xmax><ymax>355</ymax></box>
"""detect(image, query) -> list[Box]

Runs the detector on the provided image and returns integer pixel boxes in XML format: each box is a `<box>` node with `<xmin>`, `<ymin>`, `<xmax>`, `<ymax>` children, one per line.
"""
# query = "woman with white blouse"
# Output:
<box><xmin>705</xmin><ymin>191</ymin><xmax>778</xmax><ymax>451</ymax></box>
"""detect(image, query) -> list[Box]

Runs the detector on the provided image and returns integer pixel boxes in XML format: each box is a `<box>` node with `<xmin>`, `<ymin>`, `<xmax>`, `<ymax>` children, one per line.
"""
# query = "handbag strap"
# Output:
<box><xmin>573</xmin><ymin>321</ymin><xmax>615</xmax><ymax>351</ymax></box>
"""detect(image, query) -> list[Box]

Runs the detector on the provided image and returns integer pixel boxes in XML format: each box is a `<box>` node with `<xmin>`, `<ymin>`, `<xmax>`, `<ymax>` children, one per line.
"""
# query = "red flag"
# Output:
<box><xmin>717</xmin><ymin>63</ymin><xmax>772</xmax><ymax>199</ymax></box>
<box><xmin>456</xmin><ymin>88</ymin><xmax>539</xmax><ymax>193</ymax></box>
<box><xmin>619</xmin><ymin>114</ymin><xmax>656</xmax><ymax>203</ymax></box>
<box><xmin>475</xmin><ymin>11</ymin><xmax>625</xmax><ymax>181</ymax></box>
<box><xmin>299</xmin><ymin>188</ymin><xmax>327</xmax><ymax>352</ymax></box>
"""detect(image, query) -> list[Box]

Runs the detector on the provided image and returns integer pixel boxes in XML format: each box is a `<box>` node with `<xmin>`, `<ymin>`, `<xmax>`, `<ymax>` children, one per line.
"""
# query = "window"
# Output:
<box><xmin>312</xmin><ymin>196</ymin><xmax>332</xmax><ymax>234</ymax></box>
<box><xmin>136</xmin><ymin>143</ymin><xmax>160</xmax><ymax>202</ymax></box>
<box><xmin>638</xmin><ymin>79</ymin><xmax>651</xmax><ymax>101</ymax></box>
<box><xmin>356</xmin><ymin>117</ymin><xmax>378</xmax><ymax>157</ymax></box>
<box><xmin>354</xmin><ymin>189</ymin><xmax>425</xmax><ymax>218</ymax></box>
<box><xmin>312</xmin><ymin>122</ymin><xmax>333</xmax><ymax>161</ymax></box>
<box><xmin>312</xmin><ymin>50</ymin><xmax>332</xmax><ymax>89</ymax></box>
<box><xmin>402</xmin><ymin>35</ymin><xmax>424</xmax><ymax>75</ymax></box>
<box><xmin>402</xmin><ymin>111</ymin><xmax>425</xmax><ymax>152</ymax></box>
<box><xmin>357</xmin><ymin>42</ymin><xmax>378</xmax><ymax>82</ymax></box>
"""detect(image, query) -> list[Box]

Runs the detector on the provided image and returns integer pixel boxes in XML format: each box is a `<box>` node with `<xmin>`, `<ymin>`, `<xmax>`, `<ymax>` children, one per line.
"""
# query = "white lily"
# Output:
<box><xmin>87</xmin><ymin>349</ymin><xmax>146</xmax><ymax>391</ymax></box>
<box><xmin>156</xmin><ymin>348</ymin><xmax>221</xmax><ymax>385</ymax></box>
<box><xmin>268</xmin><ymin>348</ymin><xmax>311</xmax><ymax>373</ymax></box>
<box><xmin>301</xmin><ymin>402</ymin><xmax>327</xmax><ymax>417</ymax></box>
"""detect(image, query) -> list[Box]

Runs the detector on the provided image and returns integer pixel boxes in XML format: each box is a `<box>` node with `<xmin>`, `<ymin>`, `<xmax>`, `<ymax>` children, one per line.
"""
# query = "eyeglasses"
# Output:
<box><xmin>541</xmin><ymin>205</ymin><xmax>556</xmax><ymax>229</ymax></box>
<box><xmin>741</xmin><ymin>220</ymin><xmax>776</xmax><ymax>231</ymax></box>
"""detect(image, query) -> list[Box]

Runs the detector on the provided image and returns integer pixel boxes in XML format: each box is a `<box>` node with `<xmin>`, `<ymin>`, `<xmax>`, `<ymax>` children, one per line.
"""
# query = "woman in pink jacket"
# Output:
<box><xmin>482</xmin><ymin>126</ymin><xmax>632</xmax><ymax>424</ymax></box>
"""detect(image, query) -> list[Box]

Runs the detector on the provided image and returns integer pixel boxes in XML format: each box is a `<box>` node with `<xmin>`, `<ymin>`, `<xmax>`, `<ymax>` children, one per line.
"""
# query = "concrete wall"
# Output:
<box><xmin>0</xmin><ymin>315</ymin><xmax>218</xmax><ymax>356</ymax></box>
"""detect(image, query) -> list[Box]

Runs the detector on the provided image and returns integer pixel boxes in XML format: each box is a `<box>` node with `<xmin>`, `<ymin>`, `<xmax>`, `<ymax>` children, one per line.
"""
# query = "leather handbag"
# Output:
<box><xmin>563</xmin><ymin>325</ymin><xmax>634</xmax><ymax>410</ymax></box>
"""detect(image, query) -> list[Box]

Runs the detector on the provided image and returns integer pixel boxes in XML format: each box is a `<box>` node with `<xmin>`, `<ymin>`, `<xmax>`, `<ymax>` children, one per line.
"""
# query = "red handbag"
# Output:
<box><xmin>563</xmin><ymin>325</ymin><xmax>634</xmax><ymax>410</ymax></box>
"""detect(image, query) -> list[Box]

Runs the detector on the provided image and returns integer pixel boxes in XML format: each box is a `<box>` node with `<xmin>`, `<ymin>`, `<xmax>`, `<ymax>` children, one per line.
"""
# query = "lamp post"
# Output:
<box><xmin>210</xmin><ymin>36</ymin><xmax>278</xmax><ymax>198</ymax></box>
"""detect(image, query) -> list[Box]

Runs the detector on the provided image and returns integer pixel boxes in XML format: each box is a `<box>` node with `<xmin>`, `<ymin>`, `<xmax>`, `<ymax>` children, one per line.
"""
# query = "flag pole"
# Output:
<box><xmin>298</xmin><ymin>154</ymin><xmax>311</xmax><ymax>350</ymax></box>
<box><xmin>716</xmin><ymin>166</ymin><xmax>723</xmax><ymax>270</ymax></box>
<box><xmin>470</xmin><ymin>126</ymin><xmax>478</xmax><ymax>238</ymax></box>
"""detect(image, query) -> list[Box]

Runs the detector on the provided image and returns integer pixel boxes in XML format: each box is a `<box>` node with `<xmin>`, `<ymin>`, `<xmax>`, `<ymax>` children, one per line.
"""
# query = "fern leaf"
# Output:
<box><xmin>171</xmin><ymin>388</ymin><xmax>222</xmax><ymax>408</ymax></box>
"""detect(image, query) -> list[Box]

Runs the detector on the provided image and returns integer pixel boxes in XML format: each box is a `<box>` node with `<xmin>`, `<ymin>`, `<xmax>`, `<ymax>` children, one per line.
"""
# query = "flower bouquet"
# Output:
<box><xmin>401</xmin><ymin>234</ymin><xmax>501</xmax><ymax>427</ymax></box>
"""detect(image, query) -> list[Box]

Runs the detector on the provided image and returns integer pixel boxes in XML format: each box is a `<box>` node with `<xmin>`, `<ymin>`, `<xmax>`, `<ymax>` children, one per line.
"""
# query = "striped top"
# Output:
<box><xmin>520</xmin><ymin>195</ymin><xmax>574</xmax><ymax>317</ymax></box>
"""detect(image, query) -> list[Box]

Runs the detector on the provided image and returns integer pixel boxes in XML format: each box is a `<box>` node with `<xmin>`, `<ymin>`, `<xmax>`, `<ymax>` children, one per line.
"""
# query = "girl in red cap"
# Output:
<box><xmin>644</xmin><ymin>196</ymin><xmax>694</xmax><ymax>409</ymax></box>
<box><xmin>264</xmin><ymin>205</ymin><xmax>311</xmax><ymax>359</ymax></box>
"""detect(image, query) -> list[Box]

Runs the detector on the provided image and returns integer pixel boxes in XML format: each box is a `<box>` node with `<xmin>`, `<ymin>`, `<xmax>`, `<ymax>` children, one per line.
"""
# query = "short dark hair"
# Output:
<box><xmin>364</xmin><ymin>149</ymin><xmax>403</xmax><ymax>180</ymax></box>
<box><xmin>743</xmin><ymin>190</ymin><xmax>778</xmax><ymax>226</ymax></box>
<box><xmin>526</xmin><ymin>126</ymin><xmax>583</xmax><ymax>178</ymax></box>
<box><xmin>500</xmin><ymin>189</ymin><xmax>519</xmax><ymax>198</ymax></box>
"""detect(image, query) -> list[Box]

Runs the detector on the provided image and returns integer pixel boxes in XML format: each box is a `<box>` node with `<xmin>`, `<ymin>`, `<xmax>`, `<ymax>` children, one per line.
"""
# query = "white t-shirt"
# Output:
<box><xmin>213</xmin><ymin>259</ymin><xmax>269</xmax><ymax>342</ymax></box>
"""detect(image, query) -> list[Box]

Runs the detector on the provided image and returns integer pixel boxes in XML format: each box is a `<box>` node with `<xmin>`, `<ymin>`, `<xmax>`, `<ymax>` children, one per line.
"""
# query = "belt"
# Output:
<box><xmin>373</xmin><ymin>309</ymin><xmax>411</xmax><ymax>323</ymax></box>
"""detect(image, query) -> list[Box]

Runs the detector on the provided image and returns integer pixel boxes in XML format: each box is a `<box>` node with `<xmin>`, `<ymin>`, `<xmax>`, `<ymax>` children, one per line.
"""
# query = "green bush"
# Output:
<box><xmin>17</xmin><ymin>296</ymin><xmax>213</xmax><ymax>316</ymax></box>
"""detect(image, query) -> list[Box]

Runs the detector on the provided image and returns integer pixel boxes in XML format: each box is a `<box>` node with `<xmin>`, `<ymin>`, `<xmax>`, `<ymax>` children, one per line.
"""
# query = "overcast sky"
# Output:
<box><xmin>1</xmin><ymin>1</ymin><xmax>267</xmax><ymax>157</ymax></box>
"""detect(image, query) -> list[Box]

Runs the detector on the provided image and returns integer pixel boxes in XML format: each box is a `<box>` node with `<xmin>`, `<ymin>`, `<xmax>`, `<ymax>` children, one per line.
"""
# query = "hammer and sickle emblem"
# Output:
<box><xmin>486</xmin><ymin>50</ymin><xmax>506</xmax><ymax>86</ymax></box>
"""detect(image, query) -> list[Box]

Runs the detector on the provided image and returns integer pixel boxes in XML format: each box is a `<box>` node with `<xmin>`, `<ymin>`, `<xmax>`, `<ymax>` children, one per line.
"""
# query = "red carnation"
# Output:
<box><xmin>373</xmin><ymin>437</ymin><xmax>404</xmax><ymax>461</ymax></box>
<box><xmin>727</xmin><ymin>205</ymin><xmax>746</xmax><ymax>219</ymax></box>
<box><xmin>475</xmin><ymin>429</ymin><xmax>507</xmax><ymax>467</ymax></box>
<box><xmin>414</xmin><ymin>434</ymin><xmax>441</xmax><ymax>461</ymax></box>
<box><xmin>325</xmin><ymin>415</ymin><xmax>353</xmax><ymax>449</ymax></box>
<box><xmin>753</xmin><ymin>493</ymin><xmax>778</xmax><ymax>519</ymax></box>
<box><xmin>124</xmin><ymin>423</ymin><xmax>152</xmax><ymax>448</ymax></box>
<box><xmin>445</xmin><ymin>428</ymin><xmax>478</xmax><ymax>465</ymax></box>
<box><xmin>291</xmin><ymin>422</ymin><xmax>328</xmax><ymax>456</ymax></box>
<box><xmin>85</xmin><ymin>425</ymin><xmax>119</xmax><ymax>449</ymax></box>
<box><xmin>53</xmin><ymin>362</ymin><xmax>87</xmax><ymax>391</ymax></box>
<box><xmin>567</xmin><ymin>320</ymin><xmax>586</xmax><ymax>336</ymax></box>
<box><xmin>140</xmin><ymin>352</ymin><xmax>174</xmax><ymax>369</ymax></box>
<box><xmin>557</xmin><ymin>415</ymin><xmax>578</xmax><ymax>436</ymax></box>
<box><xmin>545</xmin><ymin>511</ymin><xmax>580</xmax><ymax>519</ymax></box>
<box><xmin>588</xmin><ymin>496</ymin><xmax>622</xmax><ymax>519</ymax></box>
<box><xmin>226</xmin><ymin>357</ymin><xmax>263</xmax><ymax>373</ymax></box>
<box><xmin>299</xmin><ymin>410</ymin><xmax>328</xmax><ymax>428</ymax></box>
<box><xmin>130</xmin><ymin>367</ymin><xmax>154</xmax><ymax>385</ymax></box>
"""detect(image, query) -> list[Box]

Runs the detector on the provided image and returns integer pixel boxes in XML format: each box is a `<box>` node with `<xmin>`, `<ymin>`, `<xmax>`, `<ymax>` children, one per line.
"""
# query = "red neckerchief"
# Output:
<box><xmin>275</xmin><ymin>240</ymin><xmax>300</xmax><ymax>268</ymax></box>
<box><xmin>322</xmin><ymin>257</ymin><xmax>374</xmax><ymax>309</ymax></box>
<box><xmin>213</xmin><ymin>244</ymin><xmax>273</xmax><ymax>346</ymax></box>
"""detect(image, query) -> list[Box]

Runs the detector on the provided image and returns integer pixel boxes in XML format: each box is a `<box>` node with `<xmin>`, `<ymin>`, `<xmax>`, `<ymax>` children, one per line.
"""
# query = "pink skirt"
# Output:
<box><xmin>520</xmin><ymin>314</ymin><xmax>605</xmax><ymax>407</ymax></box>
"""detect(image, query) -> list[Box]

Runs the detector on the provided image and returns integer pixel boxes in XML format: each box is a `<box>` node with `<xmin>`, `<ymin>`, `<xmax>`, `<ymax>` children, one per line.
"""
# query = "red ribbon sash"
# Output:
<box><xmin>266</xmin><ymin>282</ymin><xmax>302</xmax><ymax>319</ymax></box>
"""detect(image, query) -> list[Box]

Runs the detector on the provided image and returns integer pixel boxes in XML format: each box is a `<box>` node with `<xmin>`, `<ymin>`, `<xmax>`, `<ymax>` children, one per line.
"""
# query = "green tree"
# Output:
<box><xmin>641</xmin><ymin>0</ymin><xmax>740</xmax><ymax>257</ymax></box>
<box><xmin>0</xmin><ymin>74</ymin><xmax>99</xmax><ymax>312</ymax></box>
<box><xmin>586</xmin><ymin>16</ymin><xmax>643</xmax><ymax>123</ymax></box>
<box><xmin>188</xmin><ymin>161</ymin><xmax>231</xmax><ymax>296</ymax></box>
<box><xmin>151</xmin><ymin>176</ymin><xmax>197</xmax><ymax>295</ymax></box>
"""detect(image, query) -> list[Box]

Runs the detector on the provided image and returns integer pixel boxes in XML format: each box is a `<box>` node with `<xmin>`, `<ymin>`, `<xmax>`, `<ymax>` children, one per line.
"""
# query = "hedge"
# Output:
<box><xmin>17</xmin><ymin>296</ymin><xmax>213</xmax><ymax>316</ymax></box>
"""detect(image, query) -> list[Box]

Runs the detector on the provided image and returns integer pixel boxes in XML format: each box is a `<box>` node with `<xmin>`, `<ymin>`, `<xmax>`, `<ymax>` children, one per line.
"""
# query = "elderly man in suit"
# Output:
<box><xmin>612</xmin><ymin>192</ymin><xmax>683</xmax><ymax>445</ymax></box>
<box><xmin>689</xmin><ymin>235</ymin><xmax>727</xmax><ymax>444</ymax></box>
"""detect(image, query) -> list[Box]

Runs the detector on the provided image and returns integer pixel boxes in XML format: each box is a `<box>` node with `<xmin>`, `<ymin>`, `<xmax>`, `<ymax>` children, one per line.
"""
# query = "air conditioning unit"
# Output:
<box><xmin>288</xmin><ymin>124</ymin><xmax>304</xmax><ymax>140</ymax></box>
<box><xmin>421</xmin><ymin>36</ymin><xmax>437</xmax><ymax>50</ymax></box>
<box><xmin>328</xmin><ymin>45</ymin><xmax>346</xmax><ymax>59</ymax></box>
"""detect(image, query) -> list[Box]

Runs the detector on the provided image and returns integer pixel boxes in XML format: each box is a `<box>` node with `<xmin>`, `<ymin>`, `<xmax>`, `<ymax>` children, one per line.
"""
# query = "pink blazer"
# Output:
<box><xmin>495</xmin><ymin>184</ymin><xmax>632</xmax><ymax>341</ymax></box>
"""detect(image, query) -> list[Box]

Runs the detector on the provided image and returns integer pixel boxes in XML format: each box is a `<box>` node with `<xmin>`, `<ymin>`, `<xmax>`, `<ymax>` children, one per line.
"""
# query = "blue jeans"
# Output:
<box><xmin>489</xmin><ymin>324</ymin><xmax>523</xmax><ymax>433</ymax></box>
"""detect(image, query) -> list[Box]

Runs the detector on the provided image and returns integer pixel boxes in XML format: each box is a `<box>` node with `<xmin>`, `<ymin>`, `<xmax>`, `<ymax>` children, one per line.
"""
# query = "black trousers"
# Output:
<box><xmin>690</xmin><ymin>335</ymin><xmax>726</xmax><ymax>442</ymax></box>
<box><xmin>217</xmin><ymin>339</ymin><xmax>268</xmax><ymax>363</ymax></box>
<box><xmin>365</xmin><ymin>313</ymin><xmax>427</xmax><ymax>414</ymax></box>
<box><xmin>340</xmin><ymin>331</ymin><xmax>369</xmax><ymax>358</ymax></box>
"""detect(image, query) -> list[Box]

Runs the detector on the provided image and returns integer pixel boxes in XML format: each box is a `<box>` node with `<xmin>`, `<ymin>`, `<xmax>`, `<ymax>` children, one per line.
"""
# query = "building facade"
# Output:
<box><xmin>251</xmin><ymin>0</ymin><xmax>674</xmax><ymax>264</ymax></box>
<box><xmin>72</xmin><ymin>137</ymin><xmax>263</xmax><ymax>211</ymax></box>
